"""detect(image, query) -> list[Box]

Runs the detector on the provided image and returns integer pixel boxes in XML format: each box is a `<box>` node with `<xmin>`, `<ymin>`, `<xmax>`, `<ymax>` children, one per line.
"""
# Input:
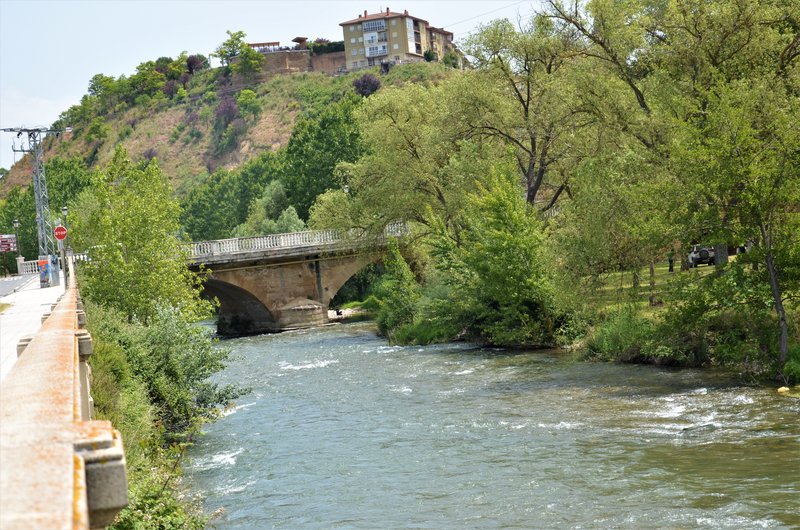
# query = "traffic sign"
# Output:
<box><xmin>54</xmin><ymin>226</ymin><xmax>67</xmax><ymax>241</ymax></box>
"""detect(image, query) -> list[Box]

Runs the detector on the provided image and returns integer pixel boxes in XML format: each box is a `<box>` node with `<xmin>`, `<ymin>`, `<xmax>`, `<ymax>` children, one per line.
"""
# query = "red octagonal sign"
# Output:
<box><xmin>54</xmin><ymin>226</ymin><xmax>67</xmax><ymax>241</ymax></box>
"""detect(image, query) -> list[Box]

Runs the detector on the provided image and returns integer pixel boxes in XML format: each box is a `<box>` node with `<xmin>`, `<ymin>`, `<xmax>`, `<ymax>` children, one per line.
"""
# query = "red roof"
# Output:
<box><xmin>339</xmin><ymin>10</ymin><xmax>429</xmax><ymax>27</ymax></box>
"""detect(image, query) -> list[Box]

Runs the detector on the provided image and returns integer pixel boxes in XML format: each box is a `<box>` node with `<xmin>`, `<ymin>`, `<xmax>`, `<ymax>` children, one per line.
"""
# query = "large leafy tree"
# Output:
<box><xmin>181</xmin><ymin>151</ymin><xmax>285</xmax><ymax>240</ymax></box>
<box><xmin>283</xmin><ymin>93</ymin><xmax>364</xmax><ymax>220</ymax></box>
<box><xmin>433</xmin><ymin>168</ymin><xmax>559</xmax><ymax>346</ymax></box>
<box><xmin>71</xmin><ymin>147</ymin><xmax>209</xmax><ymax>322</ymax></box>
<box><xmin>548</xmin><ymin>0</ymin><xmax>800</xmax><ymax>372</ymax></box>
<box><xmin>463</xmin><ymin>15</ymin><xmax>591</xmax><ymax>206</ymax></box>
<box><xmin>311</xmin><ymin>79</ymin><xmax>500</xmax><ymax>240</ymax></box>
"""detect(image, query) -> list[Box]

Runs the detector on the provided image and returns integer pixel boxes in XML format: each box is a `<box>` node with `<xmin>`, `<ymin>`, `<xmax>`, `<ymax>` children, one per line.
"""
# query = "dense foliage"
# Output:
<box><xmin>71</xmin><ymin>147</ymin><xmax>209</xmax><ymax>322</ymax></box>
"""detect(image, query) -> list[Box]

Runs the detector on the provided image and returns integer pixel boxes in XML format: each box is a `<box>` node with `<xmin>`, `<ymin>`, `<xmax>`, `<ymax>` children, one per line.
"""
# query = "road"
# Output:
<box><xmin>0</xmin><ymin>275</ymin><xmax>33</xmax><ymax>297</ymax></box>
<box><xmin>0</xmin><ymin>274</ymin><xmax>65</xmax><ymax>380</ymax></box>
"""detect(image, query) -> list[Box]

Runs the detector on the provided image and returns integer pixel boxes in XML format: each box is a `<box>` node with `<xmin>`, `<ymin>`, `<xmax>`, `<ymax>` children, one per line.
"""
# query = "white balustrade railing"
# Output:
<box><xmin>189</xmin><ymin>222</ymin><xmax>406</xmax><ymax>260</ymax></box>
<box><xmin>15</xmin><ymin>224</ymin><xmax>407</xmax><ymax>270</ymax></box>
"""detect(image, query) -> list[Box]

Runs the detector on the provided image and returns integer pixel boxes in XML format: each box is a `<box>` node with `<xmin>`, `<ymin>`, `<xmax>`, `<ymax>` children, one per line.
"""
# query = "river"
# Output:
<box><xmin>186</xmin><ymin>323</ymin><xmax>799</xmax><ymax>529</ymax></box>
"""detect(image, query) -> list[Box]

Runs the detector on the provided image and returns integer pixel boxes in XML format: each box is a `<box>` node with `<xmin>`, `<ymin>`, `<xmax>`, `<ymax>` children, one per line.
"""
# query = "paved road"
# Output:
<box><xmin>0</xmin><ymin>275</ymin><xmax>33</xmax><ymax>297</ymax></box>
<box><xmin>0</xmin><ymin>274</ymin><xmax>65</xmax><ymax>380</ymax></box>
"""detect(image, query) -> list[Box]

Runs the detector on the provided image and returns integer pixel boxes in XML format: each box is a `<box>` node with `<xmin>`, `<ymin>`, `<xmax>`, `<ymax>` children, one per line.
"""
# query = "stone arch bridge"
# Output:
<box><xmin>188</xmin><ymin>224</ymin><xmax>403</xmax><ymax>336</ymax></box>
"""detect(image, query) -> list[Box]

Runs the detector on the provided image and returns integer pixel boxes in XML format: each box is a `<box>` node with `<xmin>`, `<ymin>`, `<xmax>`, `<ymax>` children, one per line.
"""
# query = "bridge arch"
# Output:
<box><xmin>202</xmin><ymin>278</ymin><xmax>278</xmax><ymax>336</ymax></box>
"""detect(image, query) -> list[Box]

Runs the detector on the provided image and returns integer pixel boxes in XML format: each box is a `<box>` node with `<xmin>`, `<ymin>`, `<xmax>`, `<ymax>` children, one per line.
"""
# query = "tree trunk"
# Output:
<box><xmin>648</xmin><ymin>260</ymin><xmax>659</xmax><ymax>305</ymax></box>
<box><xmin>760</xmin><ymin>225</ymin><xmax>789</xmax><ymax>379</ymax></box>
<box><xmin>714</xmin><ymin>243</ymin><xmax>728</xmax><ymax>276</ymax></box>
<box><xmin>632</xmin><ymin>269</ymin><xmax>640</xmax><ymax>291</ymax></box>
<box><xmin>765</xmin><ymin>250</ymin><xmax>789</xmax><ymax>369</ymax></box>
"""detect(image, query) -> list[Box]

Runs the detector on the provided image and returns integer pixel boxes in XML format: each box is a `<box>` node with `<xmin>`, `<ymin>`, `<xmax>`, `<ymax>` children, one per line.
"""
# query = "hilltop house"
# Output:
<box><xmin>340</xmin><ymin>8</ymin><xmax>458</xmax><ymax>71</ymax></box>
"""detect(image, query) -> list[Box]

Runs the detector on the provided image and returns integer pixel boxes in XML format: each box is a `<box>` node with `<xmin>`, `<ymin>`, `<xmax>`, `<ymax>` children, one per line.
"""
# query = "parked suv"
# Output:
<box><xmin>688</xmin><ymin>244</ymin><xmax>715</xmax><ymax>267</ymax></box>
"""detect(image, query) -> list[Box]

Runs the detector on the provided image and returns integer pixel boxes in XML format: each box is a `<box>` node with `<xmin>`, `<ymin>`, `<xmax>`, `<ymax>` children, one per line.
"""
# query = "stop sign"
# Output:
<box><xmin>54</xmin><ymin>226</ymin><xmax>67</xmax><ymax>241</ymax></box>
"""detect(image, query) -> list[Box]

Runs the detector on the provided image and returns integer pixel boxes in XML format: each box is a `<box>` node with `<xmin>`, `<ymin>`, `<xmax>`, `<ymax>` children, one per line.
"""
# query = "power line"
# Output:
<box><xmin>444</xmin><ymin>0</ymin><xmax>531</xmax><ymax>33</ymax></box>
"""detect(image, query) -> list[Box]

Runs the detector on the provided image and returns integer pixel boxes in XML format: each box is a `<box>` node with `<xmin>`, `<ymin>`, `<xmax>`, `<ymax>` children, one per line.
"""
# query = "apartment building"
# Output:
<box><xmin>340</xmin><ymin>8</ymin><xmax>455</xmax><ymax>70</ymax></box>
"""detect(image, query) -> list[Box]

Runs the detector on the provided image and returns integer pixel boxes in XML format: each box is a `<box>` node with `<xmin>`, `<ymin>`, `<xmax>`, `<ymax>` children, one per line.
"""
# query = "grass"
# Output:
<box><xmin>587</xmin><ymin>259</ymin><xmax>718</xmax><ymax>317</ymax></box>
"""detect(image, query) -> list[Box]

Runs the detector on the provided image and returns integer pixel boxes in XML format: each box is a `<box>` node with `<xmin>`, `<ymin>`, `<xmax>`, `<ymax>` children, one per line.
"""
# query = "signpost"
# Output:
<box><xmin>54</xmin><ymin>226</ymin><xmax>68</xmax><ymax>287</ymax></box>
<box><xmin>0</xmin><ymin>235</ymin><xmax>17</xmax><ymax>277</ymax></box>
<box><xmin>0</xmin><ymin>234</ymin><xmax>16</xmax><ymax>252</ymax></box>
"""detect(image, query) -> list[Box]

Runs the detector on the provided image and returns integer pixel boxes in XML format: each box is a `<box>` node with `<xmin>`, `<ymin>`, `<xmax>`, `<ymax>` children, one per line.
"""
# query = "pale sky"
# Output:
<box><xmin>0</xmin><ymin>0</ymin><xmax>541</xmax><ymax>171</ymax></box>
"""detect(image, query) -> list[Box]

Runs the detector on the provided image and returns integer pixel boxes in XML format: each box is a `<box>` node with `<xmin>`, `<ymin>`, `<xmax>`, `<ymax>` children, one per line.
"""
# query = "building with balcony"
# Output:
<box><xmin>340</xmin><ymin>8</ymin><xmax>456</xmax><ymax>70</ymax></box>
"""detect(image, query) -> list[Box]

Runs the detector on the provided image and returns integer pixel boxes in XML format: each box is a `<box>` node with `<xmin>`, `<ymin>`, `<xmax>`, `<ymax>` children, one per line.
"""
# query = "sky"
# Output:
<box><xmin>0</xmin><ymin>0</ymin><xmax>542</xmax><ymax>171</ymax></box>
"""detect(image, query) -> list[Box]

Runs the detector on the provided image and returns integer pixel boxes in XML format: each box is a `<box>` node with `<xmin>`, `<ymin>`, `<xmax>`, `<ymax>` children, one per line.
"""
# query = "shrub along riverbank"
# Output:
<box><xmin>86</xmin><ymin>303</ymin><xmax>241</xmax><ymax>529</ymax></box>
<box><xmin>66</xmin><ymin>149</ymin><xmax>245</xmax><ymax>528</ymax></box>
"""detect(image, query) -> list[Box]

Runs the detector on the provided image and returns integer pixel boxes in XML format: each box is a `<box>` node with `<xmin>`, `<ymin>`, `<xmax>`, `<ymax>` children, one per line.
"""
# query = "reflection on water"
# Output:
<box><xmin>187</xmin><ymin>323</ymin><xmax>800</xmax><ymax>529</ymax></box>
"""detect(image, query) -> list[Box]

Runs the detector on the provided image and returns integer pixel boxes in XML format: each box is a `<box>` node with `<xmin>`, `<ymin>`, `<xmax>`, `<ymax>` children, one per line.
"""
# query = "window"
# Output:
<box><xmin>366</xmin><ymin>44</ymin><xmax>388</xmax><ymax>57</ymax></box>
<box><xmin>352</xmin><ymin>50</ymin><xmax>357</xmax><ymax>56</ymax></box>
<box><xmin>393</xmin><ymin>43</ymin><xmax>399</xmax><ymax>50</ymax></box>
<box><xmin>358</xmin><ymin>36</ymin><xmax>363</xmax><ymax>42</ymax></box>
<box><xmin>395</xmin><ymin>56</ymin><xmax>400</xmax><ymax>61</ymax></box>
<box><xmin>392</xmin><ymin>32</ymin><xmax>397</xmax><ymax>38</ymax></box>
<box><xmin>391</xmin><ymin>19</ymin><xmax>397</xmax><ymax>26</ymax></box>
<box><xmin>350</xmin><ymin>38</ymin><xmax>356</xmax><ymax>44</ymax></box>
<box><xmin>350</xmin><ymin>26</ymin><xmax>355</xmax><ymax>32</ymax></box>
<box><xmin>362</xmin><ymin>20</ymin><xmax>386</xmax><ymax>32</ymax></box>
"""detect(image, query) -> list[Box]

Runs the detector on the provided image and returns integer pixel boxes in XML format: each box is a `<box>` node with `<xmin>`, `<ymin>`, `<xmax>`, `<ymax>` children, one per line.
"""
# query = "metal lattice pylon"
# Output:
<box><xmin>1</xmin><ymin>126</ymin><xmax>61</xmax><ymax>258</ymax></box>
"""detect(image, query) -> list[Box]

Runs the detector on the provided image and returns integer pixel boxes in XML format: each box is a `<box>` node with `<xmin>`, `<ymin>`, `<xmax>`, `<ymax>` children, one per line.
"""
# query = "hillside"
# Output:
<box><xmin>1</xmin><ymin>59</ymin><xmax>456</xmax><ymax>199</ymax></box>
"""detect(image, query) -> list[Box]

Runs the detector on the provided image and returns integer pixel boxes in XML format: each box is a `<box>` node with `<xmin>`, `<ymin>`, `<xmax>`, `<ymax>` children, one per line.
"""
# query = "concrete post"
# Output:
<box><xmin>16</xmin><ymin>335</ymin><xmax>33</xmax><ymax>357</ymax></box>
<box><xmin>76</xmin><ymin>310</ymin><xmax>87</xmax><ymax>329</ymax></box>
<box><xmin>77</xmin><ymin>331</ymin><xmax>93</xmax><ymax>421</ymax></box>
<box><xmin>74</xmin><ymin>422</ymin><xmax>128</xmax><ymax>529</ymax></box>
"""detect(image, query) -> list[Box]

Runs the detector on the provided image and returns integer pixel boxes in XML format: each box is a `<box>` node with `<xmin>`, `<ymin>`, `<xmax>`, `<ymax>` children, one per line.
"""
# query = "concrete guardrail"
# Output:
<box><xmin>0</xmin><ymin>256</ymin><xmax>128</xmax><ymax>529</ymax></box>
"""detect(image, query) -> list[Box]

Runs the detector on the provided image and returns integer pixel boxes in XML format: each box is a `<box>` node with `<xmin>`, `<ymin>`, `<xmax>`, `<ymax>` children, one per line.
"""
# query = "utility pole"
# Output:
<box><xmin>1</xmin><ymin>126</ymin><xmax>70</xmax><ymax>287</ymax></box>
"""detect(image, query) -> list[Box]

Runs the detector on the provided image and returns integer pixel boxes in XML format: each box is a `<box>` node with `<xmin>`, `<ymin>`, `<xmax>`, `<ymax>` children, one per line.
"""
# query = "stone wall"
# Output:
<box><xmin>311</xmin><ymin>51</ymin><xmax>347</xmax><ymax>74</ymax></box>
<box><xmin>261</xmin><ymin>51</ymin><xmax>312</xmax><ymax>75</ymax></box>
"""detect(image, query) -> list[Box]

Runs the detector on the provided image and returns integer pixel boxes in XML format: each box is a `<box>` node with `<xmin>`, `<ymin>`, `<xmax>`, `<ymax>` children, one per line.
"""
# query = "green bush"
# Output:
<box><xmin>585</xmin><ymin>306</ymin><xmax>653</xmax><ymax>362</ymax></box>
<box><xmin>86</xmin><ymin>304</ymin><xmax>208</xmax><ymax>529</ymax></box>
<box><xmin>374</xmin><ymin>241</ymin><xmax>419</xmax><ymax>340</ymax></box>
<box><xmin>782</xmin><ymin>345</ymin><xmax>800</xmax><ymax>384</ymax></box>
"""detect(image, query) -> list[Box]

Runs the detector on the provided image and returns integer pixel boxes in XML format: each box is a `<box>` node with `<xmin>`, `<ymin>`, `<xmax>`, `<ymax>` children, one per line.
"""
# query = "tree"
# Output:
<box><xmin>353</xmin><ymin>73</ymin><xmax>381</xmax><ymax>97</ymax></box>
<box><xmin>374</xmin><ymin>240</ymin><xmax>419</xmax><ymax>339</ymax></box>
<box><xmin>311</xmin><ymin>79</ymin><xmax>500</xmax><ymax>242</ymax></box>
<box><xmin>71</xmin><ymin>147</ymin><xmax>209</xmax><ymax>322</ymax></box>
<box><xmin>213</xmin><ymin>30</ymin><xmax>248</xmax><ymax>67</ymax></box>
<box><xmin>434</xmin><ymin>168</ymin><xmax>559</xmax><ymax>346</ymax></box>
<box><xmin>547</xmin><ymin>0</ymin><xmax>800</xmax><ymax>375</ymax></box>
<box><xmin>463</xmin><ymin>15</ymin><xmax>590</xmax><ymax>206</ymax></box>
<box><xmin>213</xmin><ymin>30</ymin><xmax>263</xmax><ymax>76</ymax></box>
<box><xmin>233</xmin><ymin>44</ymin><xmax>264</xmax><ymax>77</ymax></box>
<box><xmin>214</xmin><ymin>96</ymin><xmax>239</xmax><ymax>129</ymax></box>
<box><xmin>186</xmin><ymin>54</ymin><xmax>208</xmax><ymax>74</ymax></box>
<box><xmin>231</xmin><ymin>180</ymin><xmax>305</xmax><ymax>236</ymax></box>
<box><xmin>181</xmin><ymin>151</ymin><xmax>285</xmax><ymax>240</ymax></box>
<box><xmin>236</xmin><ymin>89</ymin><xmax>261</xmax><ymax>121</ymax></box>
<box><xmin>283</xmin><ymin>94</ymin><xmax>364</xmax><ymax>220</ymax></box>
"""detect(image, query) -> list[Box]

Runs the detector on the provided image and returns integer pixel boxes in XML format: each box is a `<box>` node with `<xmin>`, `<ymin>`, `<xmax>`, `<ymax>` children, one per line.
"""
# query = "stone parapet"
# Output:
<box><xmin>0</xmin><ymin>257</ymin><xmax>127</xmax><ymax>529</ymax></box>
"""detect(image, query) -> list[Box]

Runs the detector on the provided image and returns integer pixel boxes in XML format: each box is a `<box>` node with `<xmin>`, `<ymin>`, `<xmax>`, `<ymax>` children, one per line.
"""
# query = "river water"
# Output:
<box><xmin>187</xmin><ymin>323</ymin><xmax>799</xmax><ymax>529</ymax></box>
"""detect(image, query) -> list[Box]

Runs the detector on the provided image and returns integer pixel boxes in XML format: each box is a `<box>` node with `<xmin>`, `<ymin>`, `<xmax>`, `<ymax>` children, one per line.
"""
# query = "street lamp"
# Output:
<box><xmin>12</xmin><ymin>218</ymin><xmax>20</xmax><ymax>259</ymax></box>
<box><xmin>60</xmin><ymin>205</ymin><xmax>70</xmax><ymax>251</ymax></box>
